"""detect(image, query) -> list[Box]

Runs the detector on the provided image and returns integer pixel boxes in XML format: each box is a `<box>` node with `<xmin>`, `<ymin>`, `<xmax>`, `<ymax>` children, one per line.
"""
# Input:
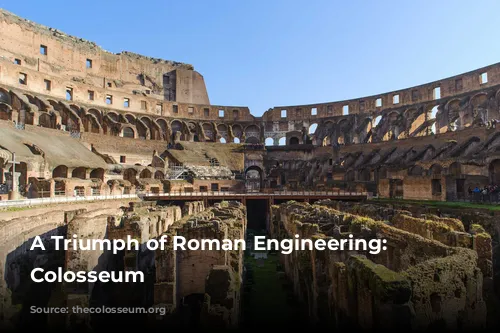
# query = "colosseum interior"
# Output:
<box><xmin>0</xmin><ymin>7</ymin><xmax>499</xmax><ymax>332</ymax></box>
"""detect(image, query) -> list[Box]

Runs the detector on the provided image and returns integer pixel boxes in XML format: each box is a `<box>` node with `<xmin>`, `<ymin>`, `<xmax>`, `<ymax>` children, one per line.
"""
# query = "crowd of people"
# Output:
<box><xmin>468</xmin><ymin>184</ymin><xmax>500</xmax><ymax>202</ymax></box>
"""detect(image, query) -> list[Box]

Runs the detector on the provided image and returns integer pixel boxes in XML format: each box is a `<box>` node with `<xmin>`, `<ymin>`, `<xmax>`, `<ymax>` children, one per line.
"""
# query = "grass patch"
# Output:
<box><xmin>243</xmin><ymin>254</ymin><xmax>297</xmax><ymax>326</ymax></box>
<box><xmin>370</xmin><ymin>198</ymin><xmax>500</xmax><ymax>211</ymax></box>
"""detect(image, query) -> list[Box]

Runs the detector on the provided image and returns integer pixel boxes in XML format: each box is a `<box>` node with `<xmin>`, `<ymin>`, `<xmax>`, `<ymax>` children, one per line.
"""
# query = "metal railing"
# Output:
<box><xmin>138</xmin><ymin>188</ymin><xmax>367</xmax><ymax>198</ymax></box>
<box><xmin>0</xmin><ymin>189</ymin><xmax>367</xmax><ymax>208</ymax></box>
<box><xmin>0</xmin><ymin>193</ymin><xmax>138</xmax><ymax>208</ymax></box>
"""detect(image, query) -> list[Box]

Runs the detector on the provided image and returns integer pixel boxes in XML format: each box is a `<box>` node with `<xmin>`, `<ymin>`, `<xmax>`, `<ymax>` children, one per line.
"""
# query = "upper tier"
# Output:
<box><xmin>0</xmin><ymin>7</ymin><xmax>499</xmax><ymax>133</ymax></box>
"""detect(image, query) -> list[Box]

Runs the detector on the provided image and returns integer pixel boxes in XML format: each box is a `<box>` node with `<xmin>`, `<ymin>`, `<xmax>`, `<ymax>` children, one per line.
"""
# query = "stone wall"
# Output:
<box><xmin>153</xmin><ymin>201</ymin><xmax>245</xmax><ymax>329</ymax></box>
<box><xmin>269</xmin><ymin>200</ymin><xmax>489</xmax><ymax>330</ymax></box>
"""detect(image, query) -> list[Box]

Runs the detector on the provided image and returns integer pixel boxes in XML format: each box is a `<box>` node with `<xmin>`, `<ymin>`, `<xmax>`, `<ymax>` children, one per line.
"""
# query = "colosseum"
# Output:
<box><xmin>0</xmin><ymin>7</ymin><xmax>499</xmax><ymax>332</ymax></box>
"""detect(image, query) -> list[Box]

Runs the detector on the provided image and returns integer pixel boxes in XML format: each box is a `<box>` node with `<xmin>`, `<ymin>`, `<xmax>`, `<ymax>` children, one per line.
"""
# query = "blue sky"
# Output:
<box><xmin>2</xmin><ymin>0</ymin><xmax>500</xmax><ymax>116</ymax></box>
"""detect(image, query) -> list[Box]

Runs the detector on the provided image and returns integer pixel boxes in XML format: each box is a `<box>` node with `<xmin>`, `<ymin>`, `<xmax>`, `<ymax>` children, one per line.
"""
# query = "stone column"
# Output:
<box><xmin>49</xmin><ymin>179</ymin><xmax>55</xmax><ymax>198</ymax></box>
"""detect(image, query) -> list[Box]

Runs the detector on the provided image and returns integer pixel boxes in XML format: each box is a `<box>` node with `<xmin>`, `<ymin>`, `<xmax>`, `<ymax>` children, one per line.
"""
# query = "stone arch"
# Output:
<box><xmin>156</xmin><ymin>118</ymin><xmax>169</xmax><ymax>141</ymax></box>
<box><xmin>244</xmin><ymin>124</ymin><xmax>260</xmax><ymax>140</ymax></box>
<box><xmin>448</xmin><ymin>162</ymin><xmax>462</xmax><ymax>177</ymax></box>
<box><xmin>408</xmin><ymin>165</ymin><xmax>424</xmax><ymax>176</ymax></box>
<box><xmin>202</xmin><ymin>123</ymin><xmax>215</xmax><ymax>142</ymax></box>
<box><xmin>154</xmin><ymin>170</ymin><xmax>164</xmax><ymax>179</ymax></box>
<box><xmin>39</xmin><ymin>112</ymin><xmax>56</xmax><ymax>129</ymax></box>
<box><xmin>245</xmin><ymin>166</ymin><xmax>263</xmax><ymax>192</ymax></box>
<box><xmin>429</xmin><ymin>164</ymin><xmax>443</xmax><ymax>177</ymax></box>
<box><xmin>265</xmin><ymin>137</ymin><xmax>274</xmax><ymax>146</ymax></box>
<box><xmin>121</xmin><ymin>126</ymin><xmax>135</xmax><ymax>138</ymax></box>
<box><xmin>72</xmin><ymin>167</ymin><xmax>87</xmax><ymax>180</ymax></box>
<box><xmin>278</xmin><ymin>137</ymin><xmax>286</xmax><ymax>146</ymax></box>
<box><xmin>219</xmin><ymin>137</ymin><xmax>227</xmax><ymax>143</ymax></box>
<box><xmin>308</xmin><ymin>123</ymin><xmax>318</xmax><ymax>134</ymax></box>
<box><xmin>125</xmin><ymin>114</ymin><xmax>136</xmax><ymax>124</ymax></box>
<box><xmin>289</xmin><ymin>137</ymin><xmax>299</xmax><ymax>145</ymax></box>
<box><xmin>90</xmin><ymin>168</ymin><xmax>104</xmax><ymax>181</ymax></box>
<box><xmin>0</xmin><ymin>104</ymin><xmax>11</xmax><ymax>121</ymax></box>
<box><xmin>124</xmin><ymin>168</ymin><xmax>137</xmax><ymax>183</ymax></box>
<box><xmin>233</xmin><ymin>137</ymin><xmax>241</xmax><ymax>143</ymax></box>
<box><xmin>52</xmin><ymin>165</ymin><xmax>68</xmax><ymax>178</ymax></box>
<box><xmin>245</xmin><ymin>136</ymin><xmax>260</xmax><ymax>144</ymax></box>
<box><xmin>232</xmin><ymin>124</ymin><xmax>243</xmax><ymax>140</ymax></box>
<box><xmin>140</xmin><ymin>169</ymin><xmax>152</xmax><ymax>179</ymax></box>
<box><xmin>171</xmin><ymin>120</ymin><xmax>184</xmax><ymax>141</ymax></box>
<box><xmin>217</xmin><ymin>123</ymin><xmax>229</xmax><ymax>142</ymax></box>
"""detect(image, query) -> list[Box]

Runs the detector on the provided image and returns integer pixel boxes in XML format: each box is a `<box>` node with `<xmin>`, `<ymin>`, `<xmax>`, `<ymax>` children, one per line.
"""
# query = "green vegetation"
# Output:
<box><xmin>370</xmin><ymin>198</ymin><xmax>500</xmax><ymax>211</ymax></box>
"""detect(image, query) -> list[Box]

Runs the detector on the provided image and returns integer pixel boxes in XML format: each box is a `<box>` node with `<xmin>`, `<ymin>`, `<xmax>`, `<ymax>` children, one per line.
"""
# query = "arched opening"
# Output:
<box><xmin>308</xmin><ymin>123</ymin><xmax>318</xmax><ymax>134</ymax></box>
<box><xmin>429</xmin><ymin>164</ymin><xmax>443</xmax><ymax>177</ymax></box>
<box><xmin>449</xmin><ymin>162</ymin><xmax>461</xmax><ymax>177</ymax></box>
<box><xmin>0</xmin><ymin>104</ymin><xmax>11</xmax><ymax>121</ymax></box>
<box><xmin>358</xmin><ymin>169</ymin><xmax>371</xmax><ymax>181</ymax></box>
<box><xmin>202</xmin><ymin>123</ymin><xmax>214</xmax><ymax>142</ymax></box>
<box><xmin>337</xmin><ymin>134</ymin><xmax>345</xmax><ymax>145</ymax></box>
<box><xmin>39</xmin><ymin>113</ymin><xmax>55</xmax><ymax>129</ymax></box>
<box><xmin>171</xmin><ymin>120</ymin><xmax>184</xmax><ymax>141</ymax></box>
<box><xmin>322</xmin><ymin>136</ymin><xmax>331</xmax><ymax>146</ymax></box>
<box><xmin>72</xmin><ymin>167</ymin><xmax>86</xmax><ymax>180</ymax></box>
<box><xmin>289</xmin><ymin>137</ymin><xmax>299</xmax><ymax>145</ymax></box>
<box><xmin>52</xmin><ymin>165</ymin><xmax>68</xmax><ymax>178</ymax></box>
<box><xmin>408</xmin><ymin>165</ymin><xmax>424</xmax><ymax>176</ymax></box>
<box><xmin>232</xmin><ymin>124</ymin><xmax>243</xmax><ymax>141</ymax></box>
<box><xmin>234</xmin><ymin>137</ymin><xmax>240</xmax><ymax>143</ymax></box>
<box><xmin>278</xmin><ymin>137</ymin><xmax>286</xmax><ymax>146</ymax></box>
<box><xmin>140</xmin><ymin>169</ymin><xmax>152</xmax><ymax>179</ymax></box>
<box><xmin>245</xmin><ymin>137</ymin><xmax>260</xmax><ymax>144</ymax></box>
<box><xmin>136</xmin><ymin>121</ymin><xmax>148</xmax><ymax>139</ymax></box>
<box><xmin>245</xmin><ymin>166</ymin><xmax>262</xmax><ymax>192</ymax></box>
<box><xmin>244</xmin><ymin>124</ymin><xmax>260</xmax><ymax>141</ymax></box>
<box><xmin>157</xmin><ymin>119</ymin><xmax>168</xmax><ymax>141</ymax></box>
<box><xmin>123</xmin><ymin>168</ymin><xmax>137</xmax><ymax>184</ymax></box>
<box><xmin>122</xmin><ymin>127</ymin><xmax>135</xmax><ymax>138</ymax></box>
<box><xmin>219</xmin><ymin>137</ymin><xmax>226</xmax><ymax>143</ymax></box>
<box><xmin>154</xmin><ymin>171</ymin><xmax>164</xmax><ymax>180</ymax></box>
<box><xmin>90</xmin><ymin>168</ymin><xmax>104</xmax><ymax>181</ymax></box>
<box><xmin>373</xmin><ymin>115</ymin><xmax>382</xmax><ymax>127</ymax></box>
<box><xmin>265</xmin><ymin>138</ymin><xmax>274</xmax><ymax>146</ymax></box>
<box><xmin>489</xmin><ymin>159</ymin><xmax>500</xmax><ymax>184</ymax></box>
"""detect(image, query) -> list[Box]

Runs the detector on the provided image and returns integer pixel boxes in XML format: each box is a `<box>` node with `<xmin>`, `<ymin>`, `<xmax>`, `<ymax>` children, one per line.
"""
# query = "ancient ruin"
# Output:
<box><xmin>0</xmin><ymin>7</ymin><xmax>499</xmax><ymax>331</ymax></box>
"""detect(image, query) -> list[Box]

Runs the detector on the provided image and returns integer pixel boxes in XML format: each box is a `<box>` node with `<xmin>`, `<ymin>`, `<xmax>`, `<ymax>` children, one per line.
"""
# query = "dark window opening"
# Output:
<box><xmin>19</xmin><ymin>73</ymin><xmax>27</xmax><ymax>85</ymax></box>
<box><xmin>86</xmin><ymin>59</ymin><xmax>92</xmax><ymax>68</ymax></box>
<box><xmin>66</xmin><ymin>87</ymin><xmax>73</xmax><ymax>101</ymax></box>
<box><xmin>44</xmin><ymin>79</ymin><xmax>51</xmax><ymax>91</ymax></box>
<box><xmin>141</xmin><ymin>100</ymin><xmax>147</xmax><ymax>110</ymax></box>
<box><xmin>88</xmin><ymin>90</ymin><xmax>94</xmax><ymax>100</ymax></box>
<box><xmin>14</xmin><ymin>58</ymin><xmax>21</xmax><ymax>65</ymax></box>
<box><xmin>40</xmin><ymin>45</ymin><xmax>47</xmax><ymax>55</ymax></box>
<box><xmin>432</xmin><ymin>179</ymin><xmax>441</xmax><ymax>196</ymax></box>
<box><xmin>211</xmin><ymin>183</ymin><xmax>219</xmax><ymax>191</ymax></box>
<box><xmin>120</xmin><ymin>156</ymin><xmax>126</xmax><ymax>163</ymax></box>
<box><xmin>173</xmin><ymin>105</ymin><xmax>178</xmax><ymax>113</ymax></box>
<box><xmin>204</xmin><ymin>108</ymin><xmax>209</xmax><ymax>117</ymax></box>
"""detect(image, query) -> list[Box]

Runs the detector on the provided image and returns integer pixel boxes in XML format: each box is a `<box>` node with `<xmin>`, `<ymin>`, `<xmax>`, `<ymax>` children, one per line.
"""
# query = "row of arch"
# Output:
<box><xmin>1</xmin><ymin>86</ymin><xmax>499</xmax><ymax>146</ymax></box>
<box><xmin>52</xmin><ymin>166</ymin><xmax>165</xmax><ymax>181</ymax></box>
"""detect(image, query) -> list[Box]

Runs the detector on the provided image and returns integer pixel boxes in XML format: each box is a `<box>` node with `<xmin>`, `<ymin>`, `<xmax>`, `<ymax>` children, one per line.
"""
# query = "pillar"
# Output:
<box><xmin>50</xmin><ymin>179</ymin><xmax>55</xmax><ymax>198</ymax></box>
